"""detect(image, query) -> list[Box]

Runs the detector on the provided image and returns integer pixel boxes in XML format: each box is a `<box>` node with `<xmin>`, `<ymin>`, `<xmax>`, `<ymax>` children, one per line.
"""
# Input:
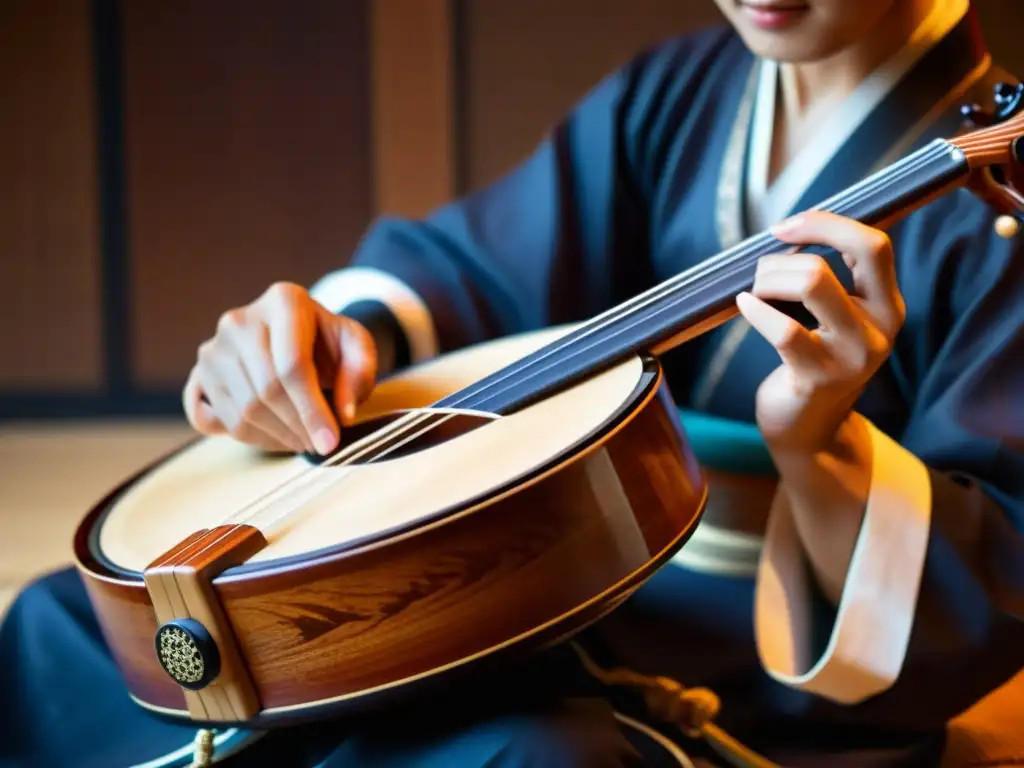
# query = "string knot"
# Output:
<box><xmin>189</xmin><ymin>729</ymin><xmax>215</xmax><ymax>768</ymax></box>
<box><xmin>641</xmin><ymin>676</ymin><xmax>721</xmax><ymax>738</ymax></box>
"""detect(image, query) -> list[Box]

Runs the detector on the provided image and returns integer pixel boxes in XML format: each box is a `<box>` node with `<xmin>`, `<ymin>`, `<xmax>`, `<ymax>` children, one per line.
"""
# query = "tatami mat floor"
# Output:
<box><xmin>0</xmin><ymin>419</ymin><xmax>196</xmax><ymax>616</ymax></box>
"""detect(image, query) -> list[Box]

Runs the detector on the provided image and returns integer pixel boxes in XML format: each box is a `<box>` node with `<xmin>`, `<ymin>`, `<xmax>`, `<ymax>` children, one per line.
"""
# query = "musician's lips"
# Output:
<box><xmin>737</xmin><ymin>0</ymin><xmax>810</xmax><ymax>30</ymax></box>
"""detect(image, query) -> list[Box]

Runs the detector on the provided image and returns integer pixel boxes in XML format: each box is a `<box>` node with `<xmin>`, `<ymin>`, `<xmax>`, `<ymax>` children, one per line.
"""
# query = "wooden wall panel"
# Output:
<box><xmin>122</xmin><ymin>0</ymin><xmax>373</xmax><ymax>388</ymax></box>
<box><xmin>371</xmin><ymin>0</ymin><xmax>454</xmax><ymax>218</ymax></box>
<box><xmin>458</xmin><ymin>0</ymin><xmax>724</xmax><ymax>192</ymax></box>
<box><xmin>0</xmin><ymin>0</ymin><xmax>103</xmax><ymax>390</ymax></box>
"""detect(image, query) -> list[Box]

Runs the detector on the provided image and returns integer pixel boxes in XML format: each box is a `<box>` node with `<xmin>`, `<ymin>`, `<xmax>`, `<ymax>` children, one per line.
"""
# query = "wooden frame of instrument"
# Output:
<box><xmin>74</xmin><ymin>359</ymin><xmax>708</xmax><ymax>727</ymax></box>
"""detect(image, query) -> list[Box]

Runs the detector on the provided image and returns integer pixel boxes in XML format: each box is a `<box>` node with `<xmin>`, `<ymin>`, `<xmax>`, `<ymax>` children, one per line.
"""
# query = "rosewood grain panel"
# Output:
<box><xmin>221</xmin><ymin>457</ymin><xmax>645</xmax><ymax>705</ymax></box>
<box><xmin>78</xmin><ymin>574</ymin><xmax>185</xmax><ymax>710</ymax></box>
<box><xmin>604</xmin><ymin>384</ymin><xmax>707</xmax><ymax>554</ymax></box>
<box><xmin>76</xmin><ymin>377</ymin><xmax>706</xmax><ymax>726</ymax></box>
<box><xmin>121</xmin><ymin>0</ymin><xmax>373</xmax><ymax>388</ymax></box>
<box><xmin>0</xmin><ymin>0</ymin><xmax>103</xmax><ymax>389</ymax></box>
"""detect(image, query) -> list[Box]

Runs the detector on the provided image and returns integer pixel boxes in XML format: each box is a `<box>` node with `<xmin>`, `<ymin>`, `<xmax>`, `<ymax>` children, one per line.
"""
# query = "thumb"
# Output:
<box><xmin>325</xmin><ymin>315</ymin><xmax>378</xmax><ymax>425</ymax></box>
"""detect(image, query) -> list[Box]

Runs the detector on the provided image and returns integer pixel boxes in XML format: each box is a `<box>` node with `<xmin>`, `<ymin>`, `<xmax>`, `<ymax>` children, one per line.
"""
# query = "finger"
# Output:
<box><xmin>332</xmin><ymin>317</ymin><xmax>379</xmax><ymax>424</ymax></box>
<box><xmin>212</xmin><ymin>350</ymin><xmax>301</xmax><ymax>451</ymax></box>
<box><xmin>214</xmin><ymin>416</ymin><xmax>293</xmax><ymax>452</ymax></box>
<box><xmin>196</xmin><ymin>362</ymin><xmax>291</xmax><ymax>451</ymax></box>
<box><xmin>204</xmin><ymin>313</ymin><xmax>300</xmax><ymax>450</ymax></box>
<box><xmin>183</xmin><ymin>367</ymin><xmax>225</xmax><ymax>435</ymax></box>
<box><xmin>225</xmin><ymin>321</ymin><xmax>312</xmax><ymax>453</ymax></box>
<box><xmin>752</xmin><ymin>254</ymin><xmax>867</xmax><ymax>341</ymax></box>
<box><xmin>194</xmin><ymin>356</ymin><xmax>244</xmax><ymax>429</ymax></box>
<box><xmin>229</xmin><ymin>421</ymin><xmax>296</xmax><ymax>453</ymax></box>
<box><xmin>770</xmin><ymin>211</ymin><xmax>904</xmax><ymax>335</ymax></box>
<box><xmin>736</xmin><ymin>291</ymin><xmax>827</xmax><ymax>375</ymax></box>
<box><xmin>268</xmin><ymin>304</ymin><xmax>339</xmax><ymax>456</ymax></box>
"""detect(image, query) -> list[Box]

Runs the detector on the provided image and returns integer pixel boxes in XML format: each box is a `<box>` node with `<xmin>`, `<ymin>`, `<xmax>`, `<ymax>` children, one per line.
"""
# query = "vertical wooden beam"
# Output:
<box><xmin>370</xmin><ymin>0</ymin><xmax>456</xmax><ymax>218</ymax></box>
<box><xmin>0</xmin><ymin>0</ymin><xmax>103</xmax><ymax>390</ymax></box>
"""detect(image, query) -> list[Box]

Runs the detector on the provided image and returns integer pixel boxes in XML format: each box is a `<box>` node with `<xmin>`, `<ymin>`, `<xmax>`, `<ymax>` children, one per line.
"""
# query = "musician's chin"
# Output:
<box><xmin>714</xmin><ymin>0</ymin><xmax>898</xmax><ymax>64</ymax></box>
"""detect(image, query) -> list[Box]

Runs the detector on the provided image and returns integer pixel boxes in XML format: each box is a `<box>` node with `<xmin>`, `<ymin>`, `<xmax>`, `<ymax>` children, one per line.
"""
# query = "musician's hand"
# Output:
<box><xmin>736</xmin><ymin>211</ymin><xmax>906</xmax><ymax>455</ymax></box>
<box><xmin>182</xmin><ymin>282</ymin><xmax>378</xmax><ymax>455</ymax></box>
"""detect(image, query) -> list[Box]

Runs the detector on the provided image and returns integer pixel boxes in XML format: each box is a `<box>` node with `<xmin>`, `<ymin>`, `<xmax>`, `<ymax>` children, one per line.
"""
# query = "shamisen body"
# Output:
<box><xmin>6</xmin><ymin>2</ymin><xmax>1024</xmax><ymax>766</ymax></box>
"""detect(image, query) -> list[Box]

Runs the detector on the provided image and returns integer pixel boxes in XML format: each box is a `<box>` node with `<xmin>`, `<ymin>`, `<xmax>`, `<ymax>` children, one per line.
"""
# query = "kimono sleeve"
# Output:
<box><xmin>308</xmin><ymin>57</ymin><xmax>660</xmax><ymax>375</ymax></box>
<box><xmin>756</xmin><ymin>192</ymin><xmax>1024</xmax><ymax>727</ymax></box>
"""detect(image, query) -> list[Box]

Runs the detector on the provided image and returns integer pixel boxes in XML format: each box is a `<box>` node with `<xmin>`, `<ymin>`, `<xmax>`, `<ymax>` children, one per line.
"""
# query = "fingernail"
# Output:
<box><xmin>313</xmin><ymin>427</ymin><xmax>337</xmax><ymax>456</ymax></box>
<box><xmin>343</xmin><ymin>402</ymin><xmax>356</xmax><ymax>423</ymax></box>
<box><xmin>770</xmin><ymin>216</ymin><xmax>803</xmax><ymax>234</ymax></box>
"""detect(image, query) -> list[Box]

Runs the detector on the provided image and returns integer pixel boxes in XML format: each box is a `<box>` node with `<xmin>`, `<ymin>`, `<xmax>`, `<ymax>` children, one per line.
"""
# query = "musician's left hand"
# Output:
<box><xmin>736</xmin><ymin>211</ymin><xmax>906</xmax><ymax>455</ymax></box>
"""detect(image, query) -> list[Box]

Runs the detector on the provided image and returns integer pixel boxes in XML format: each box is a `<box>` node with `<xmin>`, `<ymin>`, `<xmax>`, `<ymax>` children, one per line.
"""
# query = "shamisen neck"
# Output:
<box><xmin>435</xmin><ymin>138</ymin><xmax>971</xmax><ymax>418</ymax></box>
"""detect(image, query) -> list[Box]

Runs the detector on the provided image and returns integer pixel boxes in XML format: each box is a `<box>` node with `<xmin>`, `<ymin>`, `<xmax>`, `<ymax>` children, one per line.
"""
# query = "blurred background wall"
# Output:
<box><xmin>4</xmin><ymin>0</ymin><xmax>1021</xmax><ymax>421</ymax></box>
<box><xmin>0</xmin><ymin>0</ymin><xmax>1022</xmax><ymax>606</ymax></box>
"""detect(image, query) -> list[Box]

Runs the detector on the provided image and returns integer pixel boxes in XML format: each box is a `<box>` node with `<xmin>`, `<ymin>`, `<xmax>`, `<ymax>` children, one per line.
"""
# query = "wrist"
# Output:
<box><xmin>759</xmin><ymin>381</ymin><xmax>867</xmax><ymax>461</ymax></box>
<box><xmin>337</xmin><ymin>300</ymin><xmax>409</xmax><ymax>376</ymax></box>
<box><xmin>768</xmin><ymin>410</ymin><xmax>872</xmax><ymax>478</ymax></box>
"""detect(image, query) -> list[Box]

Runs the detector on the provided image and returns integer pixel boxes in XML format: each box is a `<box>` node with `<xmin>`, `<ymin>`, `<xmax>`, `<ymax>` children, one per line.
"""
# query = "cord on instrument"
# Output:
<box><xmin>189</xmin><ymin>729</ymin><xmax>214</xmax><ymax>767</ymax></box>
<box><xmin>569</xmin><ymin>642</ymin><xmax>781</xmax><ymax>768</ymax></box>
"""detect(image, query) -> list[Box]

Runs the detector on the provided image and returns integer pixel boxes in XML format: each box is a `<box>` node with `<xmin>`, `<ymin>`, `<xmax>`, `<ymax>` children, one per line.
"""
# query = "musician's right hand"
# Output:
<box><xmin>183</xmin><ymin>281</ymin><xmax>378</xmax><ymax>456</ymax></box>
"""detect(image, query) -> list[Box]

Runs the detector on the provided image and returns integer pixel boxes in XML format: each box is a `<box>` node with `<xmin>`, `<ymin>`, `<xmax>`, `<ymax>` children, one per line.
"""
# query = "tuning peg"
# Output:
<box><xmin>961</xmin><ymin>82</ymin><xmax>1024</xmax><ymax>127</ymax></box>
<box><xmin>994</xmin><ymin>215</ymin><xmax>1021</xmax><ymax>239</ymax></box>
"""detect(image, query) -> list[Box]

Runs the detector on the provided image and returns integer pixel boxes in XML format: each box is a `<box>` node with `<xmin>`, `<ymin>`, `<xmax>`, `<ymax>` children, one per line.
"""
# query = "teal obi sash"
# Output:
<box><xmin>676</xmin><ymin>408</ymin><xmax>777</xmax><ymax>478</ymax></box>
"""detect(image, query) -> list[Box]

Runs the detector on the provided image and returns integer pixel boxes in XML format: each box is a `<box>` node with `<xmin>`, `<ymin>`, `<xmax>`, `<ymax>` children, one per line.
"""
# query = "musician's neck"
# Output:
<box><xmin>770</xmin><ymin>0</ymin><xmax>938</xmax><ymax>181</ymax></box>
<box><xmin>779</xmin><ymin>0</ymin><xmax>936</xmax><ymax>117</ymax></box>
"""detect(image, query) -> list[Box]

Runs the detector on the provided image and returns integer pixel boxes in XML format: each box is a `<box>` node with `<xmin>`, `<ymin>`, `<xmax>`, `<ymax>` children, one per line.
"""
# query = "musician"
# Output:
<box><xmin>3</xmin><ymin>0</ymin><xmax>1023</xmax><ymax>766</ymax></box>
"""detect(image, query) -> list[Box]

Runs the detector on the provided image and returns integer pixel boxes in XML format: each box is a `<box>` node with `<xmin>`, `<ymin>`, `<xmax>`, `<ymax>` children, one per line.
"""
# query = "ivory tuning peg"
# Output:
<box><xmin>994</xmin><ymin>214</ymin><xmax>1021</xmax><ymax>239</ymax></box>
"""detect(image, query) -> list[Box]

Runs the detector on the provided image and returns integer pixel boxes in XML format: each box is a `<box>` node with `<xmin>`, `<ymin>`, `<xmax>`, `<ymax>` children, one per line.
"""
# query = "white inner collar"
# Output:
<box><xmin>744</xmin><ymin>0</ymin><xmax>970</xmax><ymax>233</ymax></box>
